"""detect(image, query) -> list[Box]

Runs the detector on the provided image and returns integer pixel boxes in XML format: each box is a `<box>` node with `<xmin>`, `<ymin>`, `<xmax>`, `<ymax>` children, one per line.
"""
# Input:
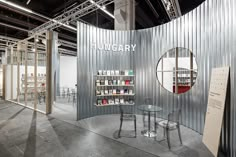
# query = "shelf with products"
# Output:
<box><xmin>94</xmin><ymin>103</ymin><xmax>135</xmax><ymax>107</ymax></box>
<box><xmin>21</xmin><ymin>73</ymin><xmax>46</xmax><ymax>93</ymax></box>
<box><xmin>95</xmin><ymin>97</ymin><xmax>135</xmax><ymax>106</ymax></box>
<box><xmin>96</xmin><ymin>85</ymin><xmax>134</xmax><ymax>87</ymax></box>
<box><xmin>95</xmin><ymin>70</ymin><xmax>135</xmax><ymax>107</ymax></box>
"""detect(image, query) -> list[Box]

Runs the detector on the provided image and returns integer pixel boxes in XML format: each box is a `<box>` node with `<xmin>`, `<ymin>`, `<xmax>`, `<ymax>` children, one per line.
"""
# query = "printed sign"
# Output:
<box><xmin>202</xmin><ymin>67</ymin><xmax>230</xmax><ymax>157</ymax></box>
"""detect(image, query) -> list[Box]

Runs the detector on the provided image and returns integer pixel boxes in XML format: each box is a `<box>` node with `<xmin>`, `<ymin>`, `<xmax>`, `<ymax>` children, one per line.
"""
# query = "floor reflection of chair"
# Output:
<box><xmin>156</xmin><ymin>109</ymin><xmax>182</xmax><ymax>149</ymax></box>
<box><xmin>118</xmin><ymin>105</ymin><xmax>137</xmax><ymax>138</ymax></box>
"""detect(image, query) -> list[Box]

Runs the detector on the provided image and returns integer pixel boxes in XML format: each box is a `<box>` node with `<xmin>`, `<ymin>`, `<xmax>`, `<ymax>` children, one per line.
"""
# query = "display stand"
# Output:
<box><xmin>95</xmin><ymin>70</ymin><xmax>135</xmax><ymax>107</ymax></box>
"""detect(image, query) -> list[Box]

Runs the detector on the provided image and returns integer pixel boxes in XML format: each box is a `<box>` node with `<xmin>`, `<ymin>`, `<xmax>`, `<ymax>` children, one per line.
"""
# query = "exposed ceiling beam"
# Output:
<box><xmin>0</xmin><ymin>3</ymin><xmax>46</xmax><ymax>22</ymax></box>
<box><xmin>0</xmin><ymin>22</ymin><xmax>29</xmax><ymax>32</ymax></box>
<box><xmin>144</xmin><ymin>0</ymin><xmax>159</xmax><ymax>20</ymax></box>
<box><xmin>0</xmin><ymin>14</ymin><xmax>37</xmax><ymax>29</ymax></box>
<box><xmin>136</xmin><ymin>5</ymin><xmax>155</xmax><ymax>28</ymax></box>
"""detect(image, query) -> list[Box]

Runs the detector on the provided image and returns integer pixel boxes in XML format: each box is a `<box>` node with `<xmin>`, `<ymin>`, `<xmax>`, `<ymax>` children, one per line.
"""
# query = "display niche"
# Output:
<box><xmin>95</xmin><ymin>70</ymin><xmax>135</xmax><ymax>106</ymax></box>
<box><xmin>156</xmin><ymin>47</ymin><xmax>198</xmax><ymax>94</ymax></box>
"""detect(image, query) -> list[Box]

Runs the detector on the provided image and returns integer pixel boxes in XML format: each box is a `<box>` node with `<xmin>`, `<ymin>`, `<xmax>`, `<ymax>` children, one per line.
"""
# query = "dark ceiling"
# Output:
<box><xmin>0</xmin><ymin>0</ymin><xmax>205</xmax><ymax>43</ymax></box>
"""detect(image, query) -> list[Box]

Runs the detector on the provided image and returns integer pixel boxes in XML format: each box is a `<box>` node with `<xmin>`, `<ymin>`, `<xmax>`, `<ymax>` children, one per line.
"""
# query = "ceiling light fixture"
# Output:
<box><xmin>26</xmin><ymin>0</ymin><xmax>31</xmax><ymax>5</ymax></box>
<box><xmin>0</xmin><ymin>0</ymin><xmax>76</xmax><ymax>31</ymax></box>
<box><xmin>89</xmin><ymin>0</ymin><xmax>114</xmax><ymax>19</ymax></box>
<box><xmin>0</xmin><ymin>0</ymin><xmax>33</xmax><ymax>13</ymax></box>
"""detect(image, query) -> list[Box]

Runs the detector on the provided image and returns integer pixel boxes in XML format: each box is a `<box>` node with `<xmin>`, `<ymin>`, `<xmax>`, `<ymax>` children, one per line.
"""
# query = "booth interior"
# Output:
<box><xmin>3</xmin><ymin>32</ymin><xmax>77</xmax><ymax>119</ymax></box>
<box><xmin>2</xmin><ymin>0</ymin><xmax>236</xmax><ymax>156</ymax></box>
<box><xmin>76</xmin><ymin>0</ymin><xmax>235</xmax><ymax>155</ymax></box>
<box><xmin>4</xmin><ymin>34</ymin><xmax>47</xmax><ymax>113</ymax></box>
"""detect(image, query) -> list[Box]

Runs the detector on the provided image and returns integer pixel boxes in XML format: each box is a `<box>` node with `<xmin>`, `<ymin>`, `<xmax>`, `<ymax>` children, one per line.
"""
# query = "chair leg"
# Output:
<box><xmin>166</xmin><ymin>128</ymin><xmax>171</xmax><ymax>149</ymax></box>
<box><xmin>134</xmin><ymin>119</ymin><xmax>137</xmax><ymax>137</ymax></box>
<box><xmin>142</xmin><ymin>111</ymin><xmax>146</xmax><ymax>127</ymax></box>
<box><xmin>163</xmin><ymin>128</ymin><xmax>166</xmax><ymax>137</ymax></box>
<box><xmin>118</xmin><ymin>119</ymin><xmax>123</xmax><ymax>138</ymax></box>
<box><xmin>177</xmin><ymin>125</ymin><xmax>183</xmax><ymax>145</ymax></box>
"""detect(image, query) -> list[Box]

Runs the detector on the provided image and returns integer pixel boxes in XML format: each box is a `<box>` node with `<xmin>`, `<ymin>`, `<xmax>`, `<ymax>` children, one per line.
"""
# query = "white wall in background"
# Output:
<box><xmin>60</xmin><ymin>55</ymin><xmax>77</xmax><ymax>89</ymax></box>
<box><xmin>5</xmin><ymin>65</ymin><xmax>46</xmax><ymax>100</ymax></box>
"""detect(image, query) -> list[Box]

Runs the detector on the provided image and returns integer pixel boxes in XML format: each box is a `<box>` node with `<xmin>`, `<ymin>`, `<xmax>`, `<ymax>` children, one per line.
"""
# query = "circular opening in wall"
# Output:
<box><xmin>156</xmin><ymin>47</ymin><xmax>198</xmax><ymax>94</ymax></box>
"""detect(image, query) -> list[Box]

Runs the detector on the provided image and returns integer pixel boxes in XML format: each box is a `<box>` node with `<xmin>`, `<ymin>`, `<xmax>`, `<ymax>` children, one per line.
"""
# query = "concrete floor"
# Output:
<box><xmin>0</xmin><ymin>100</ymin><xmax>216</xmax><ymax>157</ymax></box>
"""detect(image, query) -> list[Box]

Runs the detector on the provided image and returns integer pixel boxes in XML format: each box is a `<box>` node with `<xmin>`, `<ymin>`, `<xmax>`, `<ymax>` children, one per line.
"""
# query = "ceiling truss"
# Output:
<box><xmin>29</xmin><ymin>0</ymin><xmax>114</xmax><ymax>35</ymax></box>
<box><xmin>161</xmin><ymin>0</ymin><xmax>181</xmax><ymax>20</ymax></box>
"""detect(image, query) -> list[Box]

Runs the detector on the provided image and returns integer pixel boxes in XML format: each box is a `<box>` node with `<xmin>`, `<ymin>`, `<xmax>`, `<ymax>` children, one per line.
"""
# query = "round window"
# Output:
<box><xmin>156</xmin><ymin>47</ymin><xmax>198</xmax><ymax>94</ymax></box>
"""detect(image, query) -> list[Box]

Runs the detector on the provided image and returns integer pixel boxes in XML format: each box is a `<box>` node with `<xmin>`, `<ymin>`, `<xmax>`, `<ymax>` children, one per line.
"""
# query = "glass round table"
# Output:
<box><xmin>138</xmin><ymin>105</ymin><xmax>162</xmax><ymax>137</ymax></box>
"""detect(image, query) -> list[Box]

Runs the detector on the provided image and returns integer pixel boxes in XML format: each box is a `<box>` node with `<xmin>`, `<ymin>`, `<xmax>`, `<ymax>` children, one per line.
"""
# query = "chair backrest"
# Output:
<box><xmin>144</xmin><ymin>97</ymin><xmax>153</xmax><ymax>105</ymax></box>
<box><xmin>168</xmin><ymin>109</ymin><xmax>181</xmax><ymax>124</ymax></box>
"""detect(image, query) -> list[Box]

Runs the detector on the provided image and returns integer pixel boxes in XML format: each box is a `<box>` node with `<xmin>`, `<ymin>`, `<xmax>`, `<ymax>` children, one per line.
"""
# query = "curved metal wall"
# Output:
<box><xmin>77</xmin><ymin>0</ymin><xmax>236</xmax><ymax>156</ymax></box>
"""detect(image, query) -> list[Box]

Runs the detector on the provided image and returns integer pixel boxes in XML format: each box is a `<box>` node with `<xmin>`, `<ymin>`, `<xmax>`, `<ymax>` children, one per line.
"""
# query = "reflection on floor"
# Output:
<box><xmin>52</xmin><ymin>97</ymin><xmax>76</xmax><ymax>121</ymax></box>
<box><xmin>0</xmin><ymin>100</ymin><xmax>222</xmax><ymax>157</ymax></box>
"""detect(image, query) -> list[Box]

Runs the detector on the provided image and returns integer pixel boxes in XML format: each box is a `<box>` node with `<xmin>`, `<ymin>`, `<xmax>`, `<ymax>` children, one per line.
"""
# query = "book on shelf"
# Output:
<box><xmin>105</xmin><ymin>80</ymin><xmax>108</xmax><ymax>85</ymax></box>
<box><xmin>103</xmin><ymin>70</ymin><xmax>107</xmax><ymax>75</ymax></box>
<box><xmin>105</xmin><ymin>90</ymin><xmax>108</xmax><ymax>95</ymax></box>
<box><xmin>111</xmin><ymin>70</ymin><xmax>115</xmax><ymax>75</ymax></box>
<box><xmin>115</xmin><ymin>70</ymin><xmax>120</xmax><ymax>75</ymax></box>
<box><xmin>107</xmin><ymin>70</ymin><xmax>111</xmax><ymax>76</ymax></box>
<box><xmin>102</xmin><ymin>99</ymin><xmax>108</xmax><ymax>105</ymax></box>
<box><xmin>97</xmin><ymin>99</ymin><xmax>102</xmax><ymax>105</ymax></box>
<box><xmin>109</xmin><ymin>90</ymin><xmax>112</xmax><ymax>95</ymax></box>
<box><xmin>125</xmin><ymin>70</ymin><xmax>129</xmax><ymax>76</ymax></box>
<box><xmin>98</xmin><ymin>70</ymin><xmax>102</xmax><ymax>75</ymax></box>
<box><xmin>113</xmin><ymin>80</ymin><xmax>117</xmax><ymax>85</ymax></box>
<box><xmin>108</xmin><ymin>99</ymin><xmax>114</xmax><ymax>104</ymax></box>
<box><xmin>116</xmin><ymin>89</ymin><xmax>120</xmax><ymax>94</ymax></box>
<box><xmin>115</xmin><ymin>98</ymin><xmax>119</xmax><ymax>104</ymax></box>
<box><xmin>129</xmin><ymin>70</ymin><xmax>134</xmax><ymax>75</ymax></box>
<box><xmin>96</xmin><ymin>80</ymin><xmax>100</xmax><ymax>86</ymax></box>
<box><xmin>125</xmin><ymin>80</ymin><xmax>130</xmax><ymax>85</ymax></box>
<box><xmin>112</xmin><ymin>89</ymin><xmax>116</xmax><ymax>94</ymax></box>
<box><xmin>100</xmin><ymin>80</ymin><xmax>105</xmax><ymax>85</ymax></box>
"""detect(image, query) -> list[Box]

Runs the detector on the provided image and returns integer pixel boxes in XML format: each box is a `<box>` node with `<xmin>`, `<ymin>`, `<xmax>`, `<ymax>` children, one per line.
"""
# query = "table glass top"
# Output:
<box><xmin>137</xmin><ymin>105</ymin><xmax>162</xmax><ymax>112</ymax></box>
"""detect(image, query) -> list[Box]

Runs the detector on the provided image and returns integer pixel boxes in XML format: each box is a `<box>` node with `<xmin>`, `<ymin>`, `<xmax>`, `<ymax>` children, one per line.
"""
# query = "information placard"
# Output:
<box><xmin>202</xmin><ymin>67</ymin><xmax>230</xmax><ymax>157</ymax></box>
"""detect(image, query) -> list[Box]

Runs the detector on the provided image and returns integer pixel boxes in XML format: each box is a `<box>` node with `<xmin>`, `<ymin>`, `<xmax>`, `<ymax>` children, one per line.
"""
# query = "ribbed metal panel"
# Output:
<box><xmin>77</xmin><ymin>0</ymin><xmax>236</xmax><ymax>156</ymax></box>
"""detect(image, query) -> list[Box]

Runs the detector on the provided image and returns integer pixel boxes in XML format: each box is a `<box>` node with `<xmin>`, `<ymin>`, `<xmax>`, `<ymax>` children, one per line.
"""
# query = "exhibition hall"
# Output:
<box><xmin>0</xmin><ymin>0</ymin><xmax>235</xmax><ymax>157</ymax></box>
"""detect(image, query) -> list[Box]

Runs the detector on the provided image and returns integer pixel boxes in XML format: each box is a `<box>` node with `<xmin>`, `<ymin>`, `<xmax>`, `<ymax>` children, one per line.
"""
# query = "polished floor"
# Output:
<box><xmin>0</xmin><ymin>100</ymin><xmax>217</xmax><ymax>157</ymax></box>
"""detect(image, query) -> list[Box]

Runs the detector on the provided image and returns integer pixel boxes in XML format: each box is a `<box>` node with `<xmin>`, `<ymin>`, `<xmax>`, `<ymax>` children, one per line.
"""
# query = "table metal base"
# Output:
<box><xmin>141</xmin><ymin>130</ymin><xmax>157</xmax><ymax>137</ymax></box>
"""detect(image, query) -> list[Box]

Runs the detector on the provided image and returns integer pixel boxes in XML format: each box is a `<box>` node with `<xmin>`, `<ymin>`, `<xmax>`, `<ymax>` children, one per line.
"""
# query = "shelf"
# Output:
<box><xmin>96</xmin><ymin>75</ymin><xmax>135</xmax><ymax>77</ymax></box>
<box><xmin>94</xmin><ymin>103</ymin><xmax>135</xmax><ymax>107</ymax></box>
<box><xmin>96</xmin><ymin>85</ymin><xmax>134</xmax><ymax>87</ymax></box>
<box><xmin>22</xmin><ymin>87</ymin><xmax>46</xmax><ymax>89</ymax></box>
<box><xmin>96</xmin><ymin>94</ymin><xmax>135</xmax><ymax>97</ymax></box>
<box><xmin>22</xmin><ymin>81</ymin><xmax>45</xmax><ymax>83</ymax></box>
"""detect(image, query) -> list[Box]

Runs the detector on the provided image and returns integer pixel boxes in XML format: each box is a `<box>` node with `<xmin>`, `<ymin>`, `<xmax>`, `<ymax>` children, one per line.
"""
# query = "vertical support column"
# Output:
<box><xmin>24</xmin><ymin>42</ymin><xmax>28</xmax><ymax>106</ymax></box>
<box><xmin>55</xmin><ymin>52</ymin><xmax>60</xmax><ymax>100</ymax></box>
<box><xmin>16</xmin><ymin>42</ymin><xmax>21</xmax><ymax>103</ymax></box>
<box><xmin>2</xmin><ymin>47</ymin><xmax>7</xmax><ymax>100</ymax></box>
<box><xmin>46</xmin><ymin>31</ymin><xmax>58</xmax><ymax>114</ymax></box>
<box><xmin>10</xmin><ymin>46</ymin><xmax>13</xmax><ymax>100</ymax></box>
<box><xmin>175</xmin><ymin>48</ymin><xmax>178</xmax><ymax>94</ymax></box>
<box><xmin>190</xmin><ymin>53</ymin><xmax>193</xmax><ymax>87</ymax></box>
<box><xmin>34</xmin><ymin>36</ymin><xmax>38</xmax><ymax>109</ymax></box>
<box><xmin>114</xmin><ymin>0</ymin><xmax>135</xmax><ymax>30</ymax></box>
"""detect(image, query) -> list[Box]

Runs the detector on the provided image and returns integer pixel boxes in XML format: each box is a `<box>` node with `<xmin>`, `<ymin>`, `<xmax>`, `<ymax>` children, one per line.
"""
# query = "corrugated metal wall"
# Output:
<box><xmin>77</xmin><ymin>0</ymin><xmax>236</xmax><ymax>156</ymax></box>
